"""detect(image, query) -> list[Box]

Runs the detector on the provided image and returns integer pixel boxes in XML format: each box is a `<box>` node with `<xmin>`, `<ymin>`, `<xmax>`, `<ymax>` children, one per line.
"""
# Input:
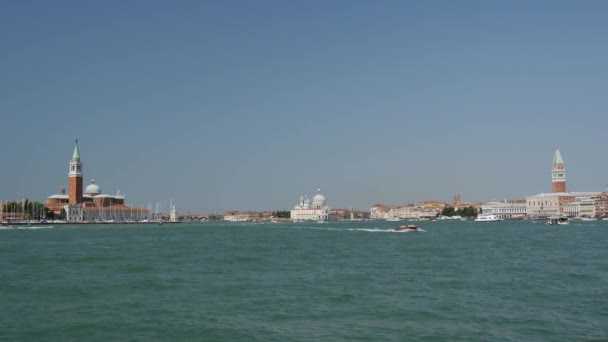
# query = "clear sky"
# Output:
<box><xmin>1</xmin><ymin>1</ymin><xmax>607</xmax><ymax>213</ymax></box>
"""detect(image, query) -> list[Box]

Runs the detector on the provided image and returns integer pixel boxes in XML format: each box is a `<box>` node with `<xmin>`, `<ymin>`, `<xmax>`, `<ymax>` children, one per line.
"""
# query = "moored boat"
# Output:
<box><xmin>474</xmin><ymin>214</ymin><xmax>500</xmax><ymax>222</ymax></box>
<box><xmin>580</xmin><ymin>217</ymin><xmax>597</xmax><ymax>221</ymax></box>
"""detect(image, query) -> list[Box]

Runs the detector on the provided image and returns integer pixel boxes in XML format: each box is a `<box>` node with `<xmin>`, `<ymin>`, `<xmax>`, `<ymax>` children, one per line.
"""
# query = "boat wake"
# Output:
<box><xmin>393</xmin><ymin>228</ymin><xmax>426</xmax><ymax>233</ymax></box>
<box><xmin>346</xmin><ymin>228</ymin><xmax>393</xmax><ymax>233</ymax></box>
<box><xmin>16</xmin><ymin>226</ymin><xmax>54</xmax><ymax>229</ymax></box>
<box><xmin>302</xmin><ymin>226</ymin><xmax>426</xmax><ymax>233</ymax></box>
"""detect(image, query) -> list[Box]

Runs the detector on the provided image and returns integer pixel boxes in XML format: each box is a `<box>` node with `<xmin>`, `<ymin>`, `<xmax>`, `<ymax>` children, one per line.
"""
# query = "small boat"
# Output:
<box><xmin>393</xmin><ymin>224</ymin><xmax>419</xmax><ymax>232</ymax></box>
<box><xmin>474</xmin><ymin>214</ymin><xmax>501</xmax><ymax>222</ymax></box>
<box><xmin>386</xmin><ymin>217</ymin><xmax>400</xmax><ymax>222</ymax></box>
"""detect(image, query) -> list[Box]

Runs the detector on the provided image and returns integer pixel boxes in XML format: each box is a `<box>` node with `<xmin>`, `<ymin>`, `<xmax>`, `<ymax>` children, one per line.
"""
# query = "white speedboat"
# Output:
<box><xmin>474</xmin><ymin>214</ymin><xmax>500</xmax><ymax>222</ymax></box>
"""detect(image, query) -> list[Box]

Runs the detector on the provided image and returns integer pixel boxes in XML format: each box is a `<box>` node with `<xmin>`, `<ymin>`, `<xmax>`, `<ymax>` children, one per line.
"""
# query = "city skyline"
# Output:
<box><xmin>3</xmin><ymin>141</ymin><xmax>606</xmax><ymax>214</ymax></box>
<box><xmin>1</xmin><ymin>1</ymin><xmax>607</xmax><ymax>212</ymax></box>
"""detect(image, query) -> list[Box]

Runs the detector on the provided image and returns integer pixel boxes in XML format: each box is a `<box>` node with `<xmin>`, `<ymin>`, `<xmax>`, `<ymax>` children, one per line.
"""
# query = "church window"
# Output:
<box><xmin>71</xmin><ymin>166</ymin><xmax>75</xmax><ymax>171</ymax></box>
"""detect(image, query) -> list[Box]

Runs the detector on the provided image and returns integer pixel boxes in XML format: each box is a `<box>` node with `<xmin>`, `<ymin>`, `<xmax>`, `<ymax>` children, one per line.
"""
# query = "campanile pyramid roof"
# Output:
<box><xmin>552</xmin><ymin>148</ymin><xmax>564</xmax><ymax>165</ymax></box>
<box><xmin>72</xmin><ymin>140</ymin><xmax>80</xmax><ymax>159</ymax></box>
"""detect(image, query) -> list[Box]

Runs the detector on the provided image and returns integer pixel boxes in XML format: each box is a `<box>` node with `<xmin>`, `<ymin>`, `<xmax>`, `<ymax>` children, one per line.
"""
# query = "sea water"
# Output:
<box><xmin>1</xmin><ymin>220</ymin><xmax>607</xmax><ymax>341</ymax></box>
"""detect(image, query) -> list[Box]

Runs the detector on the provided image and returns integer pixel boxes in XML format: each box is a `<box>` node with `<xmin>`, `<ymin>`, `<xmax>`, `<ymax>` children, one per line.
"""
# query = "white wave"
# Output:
<box><xmin>392</xmin><ymin>228</ymin><xmax>426</xmax><ymax>233</ymax></box>
<box><xmin>300</xmin><ymin>226</ymin><xmax>426</xmax><ymax>233</ymax></box>
<box><xmin>345</xmin><ymin>228</ymin><xmax>392</xmax><ymax>233</ymax></box>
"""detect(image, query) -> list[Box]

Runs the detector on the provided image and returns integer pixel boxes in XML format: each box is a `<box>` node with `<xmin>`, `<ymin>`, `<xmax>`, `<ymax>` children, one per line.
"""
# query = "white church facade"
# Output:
<box><xmin>291</xmin><ymin>189</ymin><xmax>337</xmax><ymax>221</ymax></box>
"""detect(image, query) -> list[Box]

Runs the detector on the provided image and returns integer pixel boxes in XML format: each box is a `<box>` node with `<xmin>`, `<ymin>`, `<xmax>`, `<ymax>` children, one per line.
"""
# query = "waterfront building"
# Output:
<box><xmin>480</xmin><ymin>200</ymin><xmax>527</xmax><ymax>219</ymax></box>
<box><xmin>45</xmin><ymin>141</ymin><xmax>148</xmax><ymax>222</ymax></box>
<box><xmin>594</xmin><ymin>192</ymin><xmax>608</xmax><ymax>218</ymax></box>
<box><xmin>223</xmin><ymin>211</ymin><xmax>259</xmax><ymax>222</ymax></box>
<box><xmin>563</xmin><ymin>195</ymin><xmax>602</xmax><ymax>218</ymax></box>
<box><xmin>46</xmin><ymin>187</ymin><xmax>69</xmax><ymax>214</ymax></box>
<box><xmin>526</xmin><ymin>191</ymin><xmax>599</xmax><ymax>218</ymax></box>
<box><xmin>526</xmin><ymin>148</ymin><xmax>599</xmax><ymax>218</ymax></box>
<box><xmin>370</xmin><ymin>203</ymin><xmax>442</xmax><ymax>220</ymax></box>
<box><xmin>290</xmin><ymin>189</ymin><xmax>337</xmax><ymax>221</ymax></box>
<box><xmin>418</xmin><ymin>200</ymin><xmax>449</xmax><ymax>212</ymax></box>
<box><xmin>332</xmin><ymin>208</ymin><xmax>370</xmax><ymax>220</ymax></box>
<box><xmin>579</xmin><ymin>197</ymin><xmax>597</xmax><ymax>218</ymax></box>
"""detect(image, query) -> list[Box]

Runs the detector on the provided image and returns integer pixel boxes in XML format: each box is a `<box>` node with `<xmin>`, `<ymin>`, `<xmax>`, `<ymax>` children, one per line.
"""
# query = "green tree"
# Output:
<box><xmin>457</xmin><ymin>206</ymin><xmax>478</xmax><ymax>218</ymax></box>
<box><xmin>442</xmin><ymin>207</ymin><xmax>456</xmax><ymax>216</ymax></box>
<box><xmin>275</xmin><ymin>210</ymin><xmax>290</xmax><ymax>218</ymax></box>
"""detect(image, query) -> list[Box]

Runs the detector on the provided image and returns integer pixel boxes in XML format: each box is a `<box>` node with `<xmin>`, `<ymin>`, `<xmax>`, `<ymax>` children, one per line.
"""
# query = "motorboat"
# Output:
<box><xmin>547</xmin><ymin>216</ymin><xmax>569</xmax><ymax>225</ymax></box>
<box><xmin>474</xmin><ymin>214</ymin><xmax>501</xmax><ymax>222</ymax></box>
<box><xmin>393</xmin><ymin>224</ymin><xmax>419</xmax><ymax>232</ymax></box>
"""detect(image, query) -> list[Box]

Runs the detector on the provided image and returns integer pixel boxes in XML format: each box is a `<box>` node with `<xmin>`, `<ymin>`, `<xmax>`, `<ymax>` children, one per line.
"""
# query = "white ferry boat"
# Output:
<box><xmin>474</xmin><ymin>214</ymin><xmax>500</xmax><ymax>222</ymax></box>
<box><xmin>547</xmin><ymin>216</ymin><xmax>569</xmax><ymax>225</ymax></box>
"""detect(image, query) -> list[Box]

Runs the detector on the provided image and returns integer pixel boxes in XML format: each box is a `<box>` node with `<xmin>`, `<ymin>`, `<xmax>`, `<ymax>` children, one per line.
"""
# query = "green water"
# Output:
<box><xmin>1</xmin><ymin>220</ymin><xmax>607</xmax><ymax>341</ymax></box>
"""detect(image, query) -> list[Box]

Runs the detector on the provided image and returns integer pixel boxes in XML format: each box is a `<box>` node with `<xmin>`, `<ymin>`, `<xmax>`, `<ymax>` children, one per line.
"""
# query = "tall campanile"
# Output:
<box><xmin>551</xmin><ymin>148</ymin><xmax>566</xmax><ymax>193</ymax></box>
<box><xmin>69</xmin><ymin>140</ymin><xmax>83</xmax><ymax>204</ymax></box>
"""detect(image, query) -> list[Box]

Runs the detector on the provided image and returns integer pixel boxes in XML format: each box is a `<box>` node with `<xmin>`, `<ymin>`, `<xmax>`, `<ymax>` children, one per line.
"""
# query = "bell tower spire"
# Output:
<box><xmin>69</xmin><ymin>139</ymin><xmax>83</xmax><ymax>204</ymax></box>
<box><xmin>551</xmin><ymin>147</ymin><xmax>566</xmax><ymax>193</ymax></box>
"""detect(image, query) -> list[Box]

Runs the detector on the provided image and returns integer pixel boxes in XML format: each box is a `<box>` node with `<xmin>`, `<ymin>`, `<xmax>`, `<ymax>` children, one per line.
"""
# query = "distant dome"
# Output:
<box><xmin>312</xmin><ymin>189</ymin><xmax>327</xmax><ymax>208</ymax></box>
<box><xmin>85</xmin><ymin>179</ymin><xmax>101</xmax><ymax>195</ymax></box>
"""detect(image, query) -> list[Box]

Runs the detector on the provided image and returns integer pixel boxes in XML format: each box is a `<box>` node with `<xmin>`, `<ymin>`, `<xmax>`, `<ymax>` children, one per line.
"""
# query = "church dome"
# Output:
<box><xmin>85</xmin><ymin>179</ymin><xmax>101</xmax><ymax>195</ymax></box>
<box><xmin>312</xmin><ymin>189</ymin><xmax>327</xmax><ymax>208</ymax></box>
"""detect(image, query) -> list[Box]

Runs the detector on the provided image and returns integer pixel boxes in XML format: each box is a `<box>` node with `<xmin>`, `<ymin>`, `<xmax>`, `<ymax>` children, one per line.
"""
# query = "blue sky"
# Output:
<box><xmin>1</xmin><ymin>1</ymin><xmax>607</xmax><ymax>213</ymax></box>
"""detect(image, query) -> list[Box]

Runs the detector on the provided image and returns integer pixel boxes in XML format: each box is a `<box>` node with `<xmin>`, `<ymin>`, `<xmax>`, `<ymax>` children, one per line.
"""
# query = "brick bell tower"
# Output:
<box><xmin>69</xmin><ymin>140</ymin><xmax>83</xmax><ymax>204</ymax></box>
<box><xmin>552</xmin><ymin>148</ymin><xmax>566</xmax><ymax>193</ymax></box>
